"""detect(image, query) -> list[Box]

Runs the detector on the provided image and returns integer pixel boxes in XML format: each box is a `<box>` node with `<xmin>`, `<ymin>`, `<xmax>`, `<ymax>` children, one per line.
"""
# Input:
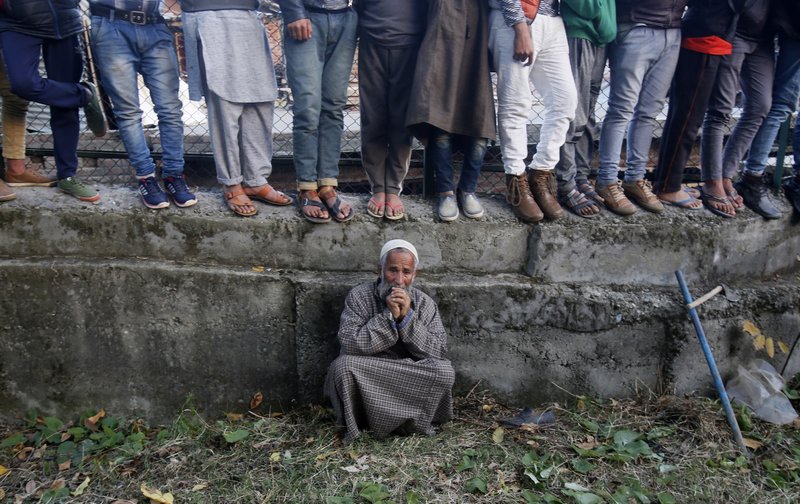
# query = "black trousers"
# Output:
<box><xmin>654</xmin><ymin>47</ymin><xmax>724</xmax><ymax>194</ymax></box>
<box><xmin>358</xmin><ymin>36</ymin><xmax>418</xmax><ymax>195</ymax></box>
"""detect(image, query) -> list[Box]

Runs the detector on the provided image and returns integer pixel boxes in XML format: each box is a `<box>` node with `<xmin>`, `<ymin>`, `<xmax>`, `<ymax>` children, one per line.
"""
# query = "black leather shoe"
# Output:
<box><xmin>734</xmin><ymin>174</ymin><xmax>781</xmax><ymax>220</ymax></box>
<box><xmin>783</xmin><ymin>177</ymin><xmax>800</xmax><ymax>215</ymax></box>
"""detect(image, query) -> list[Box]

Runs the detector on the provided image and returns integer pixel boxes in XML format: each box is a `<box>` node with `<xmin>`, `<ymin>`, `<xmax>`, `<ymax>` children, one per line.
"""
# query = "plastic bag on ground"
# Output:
<box><xmin>726</xmin><ymin>359</ymin><xmax>798</xmax><ymax>425</ymax></box>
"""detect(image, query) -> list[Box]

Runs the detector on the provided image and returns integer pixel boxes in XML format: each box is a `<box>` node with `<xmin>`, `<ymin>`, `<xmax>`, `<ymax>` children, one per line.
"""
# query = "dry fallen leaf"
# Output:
<box><xmin>576</xmin><ymin>439</ymin><xmax>598</xmax><ymax>450</ymax></box>
<box><xmin>482</xmin><ymin>404</ymin><xmax>494</xmax><ymax>412</ymax></box>
<box><xmin>225</xmin><ymin>413</ymin><xmax>243</xmax><ymax>422</ymax></box>
<box><xmin>60</xmin><ymin>432</ymin><xmax>71</xmax><ymax>443</ymax></box>
<box><xmin>140</xmin><ymin>484</ymin><xmax>174</xmax><ymax>504</ymax></box>
<box><xmin>742</xmin><ymin>320</ymin><xmax>761</xmax><ymax>337</ymax></box>
<box><xmin>793</xmin><ymin>418</ymin><xmax>800</xmax><ymax>429</ymax></box>
<box><xmin>753</xmin><ymin>334</ymin><xmax>766</xmax><ymax>351</ymax></box>
<box><xmin>111</xmin><ymin>500</ymin><xmax>137</xmax><ymax>504</ymax></box>
<box><xmin>25</xmin><ymin>480</ymin><xmax>37</xmax><ymax>494</ymax></box>
<box><xmin>191</xmin><ymin>483</ymin><xmax>208</xmax><ymax>492</ymax></box>
<box><xmin>270</xmin><ymin>452</ymin><xmax>281</xmax><ymax>463</ymax></box>
<box><xmin>87</xmin><ymin>409</ymin><xmax>106</xmax><ymax>425</ymax></box>
<box><xmin>251</xmin><ymin>265</ymin><xmax>265</xmax><ymax>273</ymax></box>
<box><xmin>250</xmin><ymin>391</ymin><xmax>264</xmax><ymax>410</ymax></box>
<box><xmin>72</xmin><ymin>477</ymin><xmax>90</xmax><ymax>497</ymax></box>
<box><xmin>17</xmin><ymin>447</ymin><xmax>33</xmax><ymax>460</ymax></box>
<box><xmin>778</xmin><ymin>341</ymin><xmax>789</xmax><ymax>354</ymax></box>
<box><xmin>0</xmin><ymin>465</ymin><xmax>9</xmax><ymax>476</ymax></box>
<box><xmin>766</xmin><ymin>337</ymin><xmax>775</xmax><ymax>358</ymax></box>
<box><xmin>58</xmin><ymin>460</ymin><xmax>71</xmax><ymax>471</ymax></box>
<box><xmin>0</xmin><ymin>488</ymin><xmax>5</xmax><ymax>500</ymax></box>
<box><xmin>50</xmin><ymin>479</ymin><xmax>66</xmax><ymax>490</ymax></box>
<box><xmin>743</xmin><ymin>438</ymin><xmax>763</xmax><ymax>450</ymax></box>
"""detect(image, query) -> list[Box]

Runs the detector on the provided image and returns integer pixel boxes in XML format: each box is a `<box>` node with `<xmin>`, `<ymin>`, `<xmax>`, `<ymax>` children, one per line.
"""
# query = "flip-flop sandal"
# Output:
<box><xmin>224</xmin><ymin>186</ymin><xmax>258</xmax><ymax>217</ymax></box>
<box><xmin>300</xmin><ymin>197</ymin><xmax>332</xmax><ymax>223</ymax></box>
<box><xmin>367</xmin><ymin>197</ymin><xmax>385</xmax><ymax>218</ymax></box>
<box><xmin>726</xmin><ymin>187</ymin><xmax>744</xmax><ymax>209</ymax></box>
<box><xmin>700</xmin><ymin>190</ymin><xmax>735</xmax><ymax>218</ymax></box>
<box><xmin>560</xmin><ymin>189</ymin><xmax>600</xmax><ymax>218</ymax></box>
<box><xmin>244</xmin><ymin>184</ymin><xmax>293</xmax><ymax>206</ymax></box>
<box><xmin>683</xmin><ymin>185</ymin><xmax>702</xmax><ymax>199</ymax></box>
<box><xmin>384</xmin><ymin>199</ymin><xmax>405</xmax><ymax>221</ymax></box>
<box><xmin>660</xmin><ymin>197</ymin><xmax>702</xmax><ymax>209</ymax></box>
<box><xmin>321</xmin><ymin>190</ymin><xmax>354</xmax><ymax>223</ymax></box>
<box><xmin>577</xmin><ymin>180</ymin><xmax>605</xmax><ymax>206</ymax></box>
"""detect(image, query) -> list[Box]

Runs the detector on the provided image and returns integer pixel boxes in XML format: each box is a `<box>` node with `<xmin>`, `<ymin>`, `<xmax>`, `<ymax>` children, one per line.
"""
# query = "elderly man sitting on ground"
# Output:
<box><xmin>324</xmin><ymin>239</ymin><xmax>455</xmax><ymax>443</ymax></box>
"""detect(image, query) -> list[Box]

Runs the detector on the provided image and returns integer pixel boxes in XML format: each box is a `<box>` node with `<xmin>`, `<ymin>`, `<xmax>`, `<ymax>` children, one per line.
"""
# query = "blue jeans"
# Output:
<box><xmin>598</xmin><ymin>26</ymin><xmax>681</xmax><ymax>186</ymax></box>
<box><xmin>0</xmin><ymin>31</ymin><xmax>85</xmax><ymax>179</ymax></box>
<box><xmin>91</xmin><ymin>17</ymin><xmax>185</xmax><ymax>178</ymax></box>
<box><xmin>429</xmin><ymin>130</ymin><xmax>487</xmax><ymax>194</ymax></box>
<box><xmin>744</xmin><ymin>36</ymin><xmax>800</xmax><ymax>177</ymax></box>
<box><xmin>284</xmin><ymin>9</ymin><xmax>357</xmax><ymax>190</ymax></box>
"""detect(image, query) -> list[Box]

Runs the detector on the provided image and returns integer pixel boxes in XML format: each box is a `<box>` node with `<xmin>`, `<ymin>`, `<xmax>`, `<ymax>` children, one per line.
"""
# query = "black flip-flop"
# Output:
<box><xmin>300</xmin><ymin>197</ymin><xmax>332</xmax><ymax>223</ymax></box>
<box><xmin>322</xmin><ymin>192</ymin><xmax>354</xmax><ymax>223</ymax></box>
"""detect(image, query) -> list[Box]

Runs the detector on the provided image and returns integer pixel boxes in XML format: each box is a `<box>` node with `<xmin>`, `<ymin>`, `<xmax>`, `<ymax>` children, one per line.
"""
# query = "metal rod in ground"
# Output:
<box><xmin>675</xmin><ymin>270</ymin><xmax>750</xmax><ymax>457</ymax></box>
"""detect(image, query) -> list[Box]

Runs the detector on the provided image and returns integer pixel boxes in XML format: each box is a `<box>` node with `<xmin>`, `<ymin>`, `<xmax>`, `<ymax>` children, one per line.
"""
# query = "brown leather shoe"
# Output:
<box><xmin>528</xmin><ymin>169</ymin><xmax>564</xmax><ymax>220</ymax></box>
<box><xmin>505</xmin><ymin>173</ymin><xmax>543</xmax><ymax>223</ymax></box>
<box><xmin>0</xmin><ymin>180</ymin><xmax>17</xmax><ymax>202</ymax></box>
<box><xmin>622</xmin><ymin>179</ymin><xmax>664</xmax><ymax>214</ymax></box>
<box><xmin>4</xmin><ymin>167</ymin><xmax>57</xmax><ymax>187</ymax></box>
<box><xmin>597</xmin><ymin>182</ymin><xmax>637</xmax><ymax>216</ymax></box>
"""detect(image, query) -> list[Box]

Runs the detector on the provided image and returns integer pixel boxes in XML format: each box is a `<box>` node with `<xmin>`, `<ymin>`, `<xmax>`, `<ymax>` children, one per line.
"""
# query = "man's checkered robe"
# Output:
<box><xmin>324</xmin><ymin>280</ymin><xmax>455</xmax><ymax>444</ymax></box>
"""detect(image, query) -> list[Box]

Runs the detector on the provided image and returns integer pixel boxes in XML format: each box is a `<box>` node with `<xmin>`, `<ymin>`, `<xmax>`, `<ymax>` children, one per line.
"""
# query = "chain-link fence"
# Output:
<box><xmin>2</xmin><ymin>5</ymin><xmax>790</xmax><ymax>196</ymax></box>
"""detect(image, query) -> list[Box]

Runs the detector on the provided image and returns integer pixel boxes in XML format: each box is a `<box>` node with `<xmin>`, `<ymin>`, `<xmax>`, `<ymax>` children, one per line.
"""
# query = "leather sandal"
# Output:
<box><xmin>224</xmin><ymin>185</ymin><xmax>257</xmax><ymax>217</ymax></box>
<box><xmin>243</xmin><ymin>184</ymin><xmax>293</xmax><ymax>206</ymax></box>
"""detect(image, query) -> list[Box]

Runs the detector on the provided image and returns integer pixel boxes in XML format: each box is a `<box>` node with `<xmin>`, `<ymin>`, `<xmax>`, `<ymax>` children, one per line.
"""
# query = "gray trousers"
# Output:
<box><xmin>701</xmin><ymin>36</ymin><xmax>775</xmax><ymax>181</ymax></box>
<box><xmin>358</xmin><ymin>36</ymin><xmax>418</xmax><ymax>195</ymax></box>
<box><xmin>205</xmin><ymin>89</ymin><xmax>274</xmax><ymax>187</ymax></box>
<box><xmin>556</xmin><ymin>38</ymin><xmax>606</xmax><ymax>194</ymax></box>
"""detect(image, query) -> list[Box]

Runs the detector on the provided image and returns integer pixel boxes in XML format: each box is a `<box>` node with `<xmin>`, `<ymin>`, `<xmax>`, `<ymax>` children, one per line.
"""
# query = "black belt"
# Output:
<box><xmin>90</xmin><ymin>5</ymin><xmax>164</xmax><ymax>25</ymax></box>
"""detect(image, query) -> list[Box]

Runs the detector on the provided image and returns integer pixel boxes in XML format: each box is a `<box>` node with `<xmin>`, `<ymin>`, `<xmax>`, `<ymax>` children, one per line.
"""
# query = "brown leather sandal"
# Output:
<box><xmin>243</xmin><ymin>184</ymin><xmax>293</xmax><ymax>206</ymax></box>
<box><xmin>224</xmin><ymin>185</ymin><xmax>258</xmax><ymax>217</ymax></box>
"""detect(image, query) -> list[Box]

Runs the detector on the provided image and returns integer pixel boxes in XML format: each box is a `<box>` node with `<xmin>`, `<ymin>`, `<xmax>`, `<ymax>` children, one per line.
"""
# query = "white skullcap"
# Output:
<box><xmin>380</xmin><ymin>239</ymin><xmax>419</xmax><ymax>266</ymax></box>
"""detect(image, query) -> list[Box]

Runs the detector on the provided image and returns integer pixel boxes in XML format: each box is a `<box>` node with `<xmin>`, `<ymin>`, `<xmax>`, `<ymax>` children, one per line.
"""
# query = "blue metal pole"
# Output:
<box><xmin>675</xmin><ymin>270</ymin><xmax>749</xmax><ymax>456</ymax></box>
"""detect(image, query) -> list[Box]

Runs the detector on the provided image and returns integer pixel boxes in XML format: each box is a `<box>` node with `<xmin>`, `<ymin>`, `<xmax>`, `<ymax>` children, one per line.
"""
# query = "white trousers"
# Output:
<box><xmin>489</xmin><ymin>11</ymin><xmax>577</xmax><ymax>175</ymax></box>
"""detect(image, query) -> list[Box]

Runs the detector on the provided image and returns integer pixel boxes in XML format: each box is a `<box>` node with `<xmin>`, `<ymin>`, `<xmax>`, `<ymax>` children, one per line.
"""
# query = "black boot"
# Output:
<box><xmin>783</xmin><ymin>176</ymin><xmax>800</xmax><ymax>215</ymax></box>
<box><xmin>735</xmin><ymin>174</ymin><xmax>781</xmax><ymax>219</ymax></box>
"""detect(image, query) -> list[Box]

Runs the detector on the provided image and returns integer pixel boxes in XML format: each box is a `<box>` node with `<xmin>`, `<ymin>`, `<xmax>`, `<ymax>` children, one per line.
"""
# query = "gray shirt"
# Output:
<box><xmin>358</xmin><ymin>0</ymin><xmax>426</xmax><ymax>47</ymax></box>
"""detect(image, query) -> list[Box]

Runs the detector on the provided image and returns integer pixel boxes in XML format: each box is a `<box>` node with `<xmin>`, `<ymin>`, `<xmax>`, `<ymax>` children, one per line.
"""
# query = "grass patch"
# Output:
<box><xmin>1</xmin><ymin>387</ymin><xmax>800</xmax><ymax>503</ymax></box>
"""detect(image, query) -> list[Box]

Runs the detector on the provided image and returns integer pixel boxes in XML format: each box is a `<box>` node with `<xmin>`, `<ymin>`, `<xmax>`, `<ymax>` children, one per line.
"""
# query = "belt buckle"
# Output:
<box><xmin>129</xmin><ymin>10</ymin><xmax>146</xmax><ymax>25</ymax></box>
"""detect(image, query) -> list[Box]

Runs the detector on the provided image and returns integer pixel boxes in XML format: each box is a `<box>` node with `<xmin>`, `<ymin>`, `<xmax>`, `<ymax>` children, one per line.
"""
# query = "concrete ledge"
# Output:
<box><xmin>2</xmin><ymin>257</ymin><xmax>799</xmax><ymax>421</ymax></box>
<box><xmin>0</xmin><ymin>185</ymin><xmax>798</xmax><ymax>286</ymax></box>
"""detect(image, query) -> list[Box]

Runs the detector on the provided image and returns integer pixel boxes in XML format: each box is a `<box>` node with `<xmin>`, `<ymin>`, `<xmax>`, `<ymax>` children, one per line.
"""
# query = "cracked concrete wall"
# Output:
<box><xmin>2</xmin><ymin>186</ymin><xmax>800</xmax><ymax>421</ymax></box>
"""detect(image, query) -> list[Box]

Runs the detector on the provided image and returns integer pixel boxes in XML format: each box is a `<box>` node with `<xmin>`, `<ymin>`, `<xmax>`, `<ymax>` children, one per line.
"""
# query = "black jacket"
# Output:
<box><xmin>681</xmin><ymin>0</ymin><xmax>757</xmax><ymax>41</ymax></box>
<box><xmin>770</xmin><ymin>0</ymin><xmax>800</xmax><ymax>40</ymax></box>
<box><xmin>0</xmin><ymin>0</ymin><xmax>82</xmax><ymax>39</ymax></box>
<box><xmin>616</xmin><ymin>0</ymin><xmax>689</xmax><ymax>29</ymax></box>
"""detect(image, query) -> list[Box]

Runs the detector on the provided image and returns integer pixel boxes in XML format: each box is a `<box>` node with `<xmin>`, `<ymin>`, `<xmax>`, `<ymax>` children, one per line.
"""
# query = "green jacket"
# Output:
<box><xmin>561</xmin><ymin>0</ymin><xmax>616</xmax><ymax>46</ymax></box>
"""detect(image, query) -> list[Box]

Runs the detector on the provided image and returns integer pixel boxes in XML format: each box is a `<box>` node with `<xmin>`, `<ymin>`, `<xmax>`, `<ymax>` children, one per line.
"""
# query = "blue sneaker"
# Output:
<box><xmin>138</xmin><ymin>176</ymin><xmax>169</xmax><ymax>209</ymax></box>
<box><xmin>163</xmin><ymin>175</ymin><xmax>197</xmax><ymax>208</ymax></box>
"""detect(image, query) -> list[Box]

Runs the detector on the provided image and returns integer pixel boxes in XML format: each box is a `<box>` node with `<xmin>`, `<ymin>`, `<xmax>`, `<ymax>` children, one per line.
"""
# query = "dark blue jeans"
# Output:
<box><xmin>429</xmin><ymin>129</ymin><xmax>487</xmax><ymax>194</ymax></box>
<box><xmin>0</xmin><ymin>32</ymin><xmax>86</xmax><ymax>179</ymax></box>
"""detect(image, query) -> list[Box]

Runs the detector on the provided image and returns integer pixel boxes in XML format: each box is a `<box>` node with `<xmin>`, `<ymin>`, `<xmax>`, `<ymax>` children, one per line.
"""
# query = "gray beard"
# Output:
<box><xmin>378</xmin><ymin>277</ymin><xmax>410</xmax><ymax>302</ymax></box>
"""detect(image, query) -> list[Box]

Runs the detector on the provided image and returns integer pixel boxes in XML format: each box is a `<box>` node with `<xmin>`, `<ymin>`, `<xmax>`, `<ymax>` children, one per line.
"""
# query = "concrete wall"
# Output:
<box><xmin>1</xmin><ymin>186</ymin><xmax>799</xmax><ymax>421</ymax></box>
